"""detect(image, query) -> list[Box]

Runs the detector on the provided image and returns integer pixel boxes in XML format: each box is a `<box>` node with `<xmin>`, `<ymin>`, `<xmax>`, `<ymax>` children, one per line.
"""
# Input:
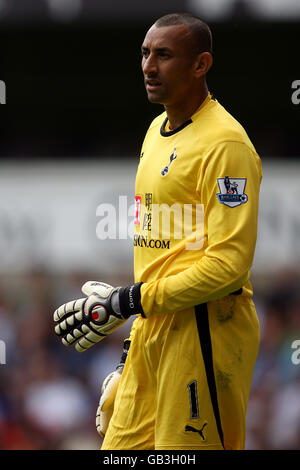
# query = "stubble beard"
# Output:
<box><xmin>146</xmin><ymin>87</ymin><xmax>169</xmax><ymax>105</ymax></box>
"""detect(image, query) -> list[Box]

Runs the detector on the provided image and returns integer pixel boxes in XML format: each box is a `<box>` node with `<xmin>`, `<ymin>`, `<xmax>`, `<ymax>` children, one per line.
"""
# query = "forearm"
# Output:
<box><xmin>139</xmin><ymin>252</ymin><xmax>249</xmax><ymax>317</ymax></box>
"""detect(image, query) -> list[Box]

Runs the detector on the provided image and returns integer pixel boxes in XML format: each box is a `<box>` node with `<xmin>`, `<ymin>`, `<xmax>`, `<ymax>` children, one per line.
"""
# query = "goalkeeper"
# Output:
<box><xmin>54</xmin><ymin>13</ymin><xmax>262</xmax><ymax>450</ymax></box>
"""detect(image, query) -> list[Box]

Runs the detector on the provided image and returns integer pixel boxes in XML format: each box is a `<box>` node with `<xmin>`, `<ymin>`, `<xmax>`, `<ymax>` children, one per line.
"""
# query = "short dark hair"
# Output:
<box><xmin>155</xmin><ymin>13</ymin><xmax>212</xmax><ymax>55</ymax></box>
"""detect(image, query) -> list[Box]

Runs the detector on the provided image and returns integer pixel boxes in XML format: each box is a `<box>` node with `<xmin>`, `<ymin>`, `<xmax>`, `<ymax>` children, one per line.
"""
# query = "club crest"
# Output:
<box><xmin>161</xmin><ymin>148</ymin><xmax>177</xmax><ymax>176</ymax></box>
<box><xmin>217</xmin><ymin>176</ymin><xmax>248</xmax><ymax>207</ymax></box>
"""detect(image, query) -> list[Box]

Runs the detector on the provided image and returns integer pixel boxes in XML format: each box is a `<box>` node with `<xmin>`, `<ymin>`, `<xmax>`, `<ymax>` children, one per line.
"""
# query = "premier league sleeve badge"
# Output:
<box><xmin>217</xmin><ymin>176</ymin><xmax>248</xmax><ymax>207</ymax></box>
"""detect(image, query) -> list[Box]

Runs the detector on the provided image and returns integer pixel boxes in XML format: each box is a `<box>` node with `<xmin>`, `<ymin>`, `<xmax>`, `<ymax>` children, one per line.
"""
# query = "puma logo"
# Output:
<box><xmin>185</xmin><ymin>423</ymin><xmax>207</xmax><ymax>440</ymax></box>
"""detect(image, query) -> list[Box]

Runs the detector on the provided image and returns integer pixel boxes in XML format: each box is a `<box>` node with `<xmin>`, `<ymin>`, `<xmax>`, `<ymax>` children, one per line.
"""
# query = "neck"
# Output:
<box><xmin>165</xmin><ymin>84</ymin><xmax>209</xmax><ymax>131</ymax></box>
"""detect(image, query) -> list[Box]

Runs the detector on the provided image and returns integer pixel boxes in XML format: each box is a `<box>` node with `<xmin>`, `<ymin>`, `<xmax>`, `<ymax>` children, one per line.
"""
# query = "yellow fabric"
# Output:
<box><xmin>102</xmin><ymin>296</ymin><xmax>260</xmax><ymax>450</ymax></box>
<box><xmin>103</xmin><ymin>93</ymin><xmax>262</xmax><ymax>450</ymax></box>
<box><xmin>134</xmin><ymin>93</ymin><xmax>262</xmax><ymax>317</ymax></box>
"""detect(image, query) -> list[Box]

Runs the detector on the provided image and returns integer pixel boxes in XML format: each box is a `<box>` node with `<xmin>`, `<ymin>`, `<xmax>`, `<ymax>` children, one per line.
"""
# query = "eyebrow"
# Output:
<box><xmin>141</xmin><ymin>46</ymin><xmax>172</xmax><ymax>54</ymax></box>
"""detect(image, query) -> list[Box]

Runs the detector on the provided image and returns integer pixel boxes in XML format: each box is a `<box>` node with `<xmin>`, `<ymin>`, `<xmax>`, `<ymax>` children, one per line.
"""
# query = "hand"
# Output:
<box><xmin>53</xmin><ymin>281</ymin><xmax>128</xmax><ymax>352</ymax></box>
<box><xmin>96</xmin><ymin>366</ymin><xmax>123</xmax><ymax>438</ymax></box>
<box><xmin>96</xmin><ymin>339</ymin><xmax>130</xmax><ymax>437</ymax></box>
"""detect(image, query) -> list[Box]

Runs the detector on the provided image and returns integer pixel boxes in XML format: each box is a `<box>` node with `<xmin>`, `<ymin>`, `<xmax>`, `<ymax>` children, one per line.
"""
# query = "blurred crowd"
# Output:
<box><xmin>246</xmin><ymin>271</ymin><xmax>300</xmax><ymax>449</ymax></box>
<box><xmin>0</xmin><ymin>268</ymin><xmax>299</xmax><ymax>450</ymax></box>
<box><xmin>0</xmin><ymin>269</ymin><xmax>135</xmax><ymax>450</ymax></box>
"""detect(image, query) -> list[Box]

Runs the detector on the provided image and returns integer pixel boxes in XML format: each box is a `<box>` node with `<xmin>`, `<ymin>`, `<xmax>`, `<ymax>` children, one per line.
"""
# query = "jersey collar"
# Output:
<box><xmin>160</xmin><ymin>93</ymin><xmax>213</xmax><ymax>138</ymax></box>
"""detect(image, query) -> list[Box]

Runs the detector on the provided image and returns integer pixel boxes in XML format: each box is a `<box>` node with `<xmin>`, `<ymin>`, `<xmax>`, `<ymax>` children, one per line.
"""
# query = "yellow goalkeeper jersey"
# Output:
<box><xmin>134</xmin><ymin>93</ymin><xmax>262</xmax><ymax>318</ymax></box>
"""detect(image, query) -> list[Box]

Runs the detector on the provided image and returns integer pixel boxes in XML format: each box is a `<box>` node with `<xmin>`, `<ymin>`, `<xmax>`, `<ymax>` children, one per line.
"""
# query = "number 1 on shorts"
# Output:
<box><xmin>188</xmin><ymin>380</ymin><xmax>199</xmax><ymax>419</ymax></box>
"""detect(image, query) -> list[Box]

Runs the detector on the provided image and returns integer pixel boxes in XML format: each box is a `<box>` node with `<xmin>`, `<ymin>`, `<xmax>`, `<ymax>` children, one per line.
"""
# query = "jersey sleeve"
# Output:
<box><xmin>139</xmin><ymin>141</ymin><xmax>262</xmax><ymax>317</ymax></box>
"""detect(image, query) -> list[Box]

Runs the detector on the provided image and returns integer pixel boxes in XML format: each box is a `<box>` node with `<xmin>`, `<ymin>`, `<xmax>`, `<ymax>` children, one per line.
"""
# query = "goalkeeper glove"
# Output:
<box><xmin>54</xmin><ymin>280</ymin><xmax>143</xmax><ymax>352</ymax></box>
<box><xmin>96</xmin><ymin>339</ymin><xmax>130</xmax><ymax>438</ymax></box>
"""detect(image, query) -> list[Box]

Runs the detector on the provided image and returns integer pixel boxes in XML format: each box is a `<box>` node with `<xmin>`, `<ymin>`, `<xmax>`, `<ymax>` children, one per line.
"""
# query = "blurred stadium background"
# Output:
<box><xmin>0</xmin><ymin>0</ymin><xmax>300</xmax><ymax>450</ymax></box>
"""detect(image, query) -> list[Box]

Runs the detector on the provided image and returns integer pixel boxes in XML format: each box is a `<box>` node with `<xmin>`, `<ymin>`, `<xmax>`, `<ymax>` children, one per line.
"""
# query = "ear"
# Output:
<box><xmin>193</xmin><ymin>52</ymin><xmax>213</xmax><ymax>78</ymax></box>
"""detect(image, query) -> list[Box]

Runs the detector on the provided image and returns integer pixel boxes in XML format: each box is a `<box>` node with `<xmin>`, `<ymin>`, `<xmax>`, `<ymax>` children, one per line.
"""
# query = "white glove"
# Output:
<box><xmin>96</xmin><ymin>366</ymin><xmax>123</xmax><ymax>438</ymax></box>
<box><xmin>96</xmin><ymin>339</ymin><xmax>130</xmax><ymax>437</ymax></box>
<box><xmin>53</xmin><ymin>281</ymin><xmax>127</xmax><ymax>352</ymax></box>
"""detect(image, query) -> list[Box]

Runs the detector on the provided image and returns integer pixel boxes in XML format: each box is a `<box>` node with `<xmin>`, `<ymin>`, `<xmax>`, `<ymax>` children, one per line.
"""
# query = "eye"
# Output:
<box><xmin>157</xmin><ymin>50</ymin><xmax>171</xmax><ymax>59</ymax></box>
<box><xmin>141</xmin><ymin>49</ymin><xmax>149</xmax><ymax>59</ymax></box>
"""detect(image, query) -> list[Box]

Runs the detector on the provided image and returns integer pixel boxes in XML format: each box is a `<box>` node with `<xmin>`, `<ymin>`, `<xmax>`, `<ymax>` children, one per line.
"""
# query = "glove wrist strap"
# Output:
<box><xmin>118</xmin><ymin>282</ymin><xmax>145</xmax><ymax>318</ymax></box>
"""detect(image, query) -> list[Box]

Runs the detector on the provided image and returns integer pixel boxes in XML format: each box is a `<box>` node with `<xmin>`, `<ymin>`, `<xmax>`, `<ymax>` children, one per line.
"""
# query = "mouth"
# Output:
<box><xmin>145</xmin><ymin>78</ymin><xmax>162</xmax><ymax>92</ymax></box>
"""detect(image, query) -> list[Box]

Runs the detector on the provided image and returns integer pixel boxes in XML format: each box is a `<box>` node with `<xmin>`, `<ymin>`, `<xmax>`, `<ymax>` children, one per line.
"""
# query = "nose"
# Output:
<box><xmin>142</xmin><ymin>53</ymin><xmax>158</xmax><ymax>76</ymax></box>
